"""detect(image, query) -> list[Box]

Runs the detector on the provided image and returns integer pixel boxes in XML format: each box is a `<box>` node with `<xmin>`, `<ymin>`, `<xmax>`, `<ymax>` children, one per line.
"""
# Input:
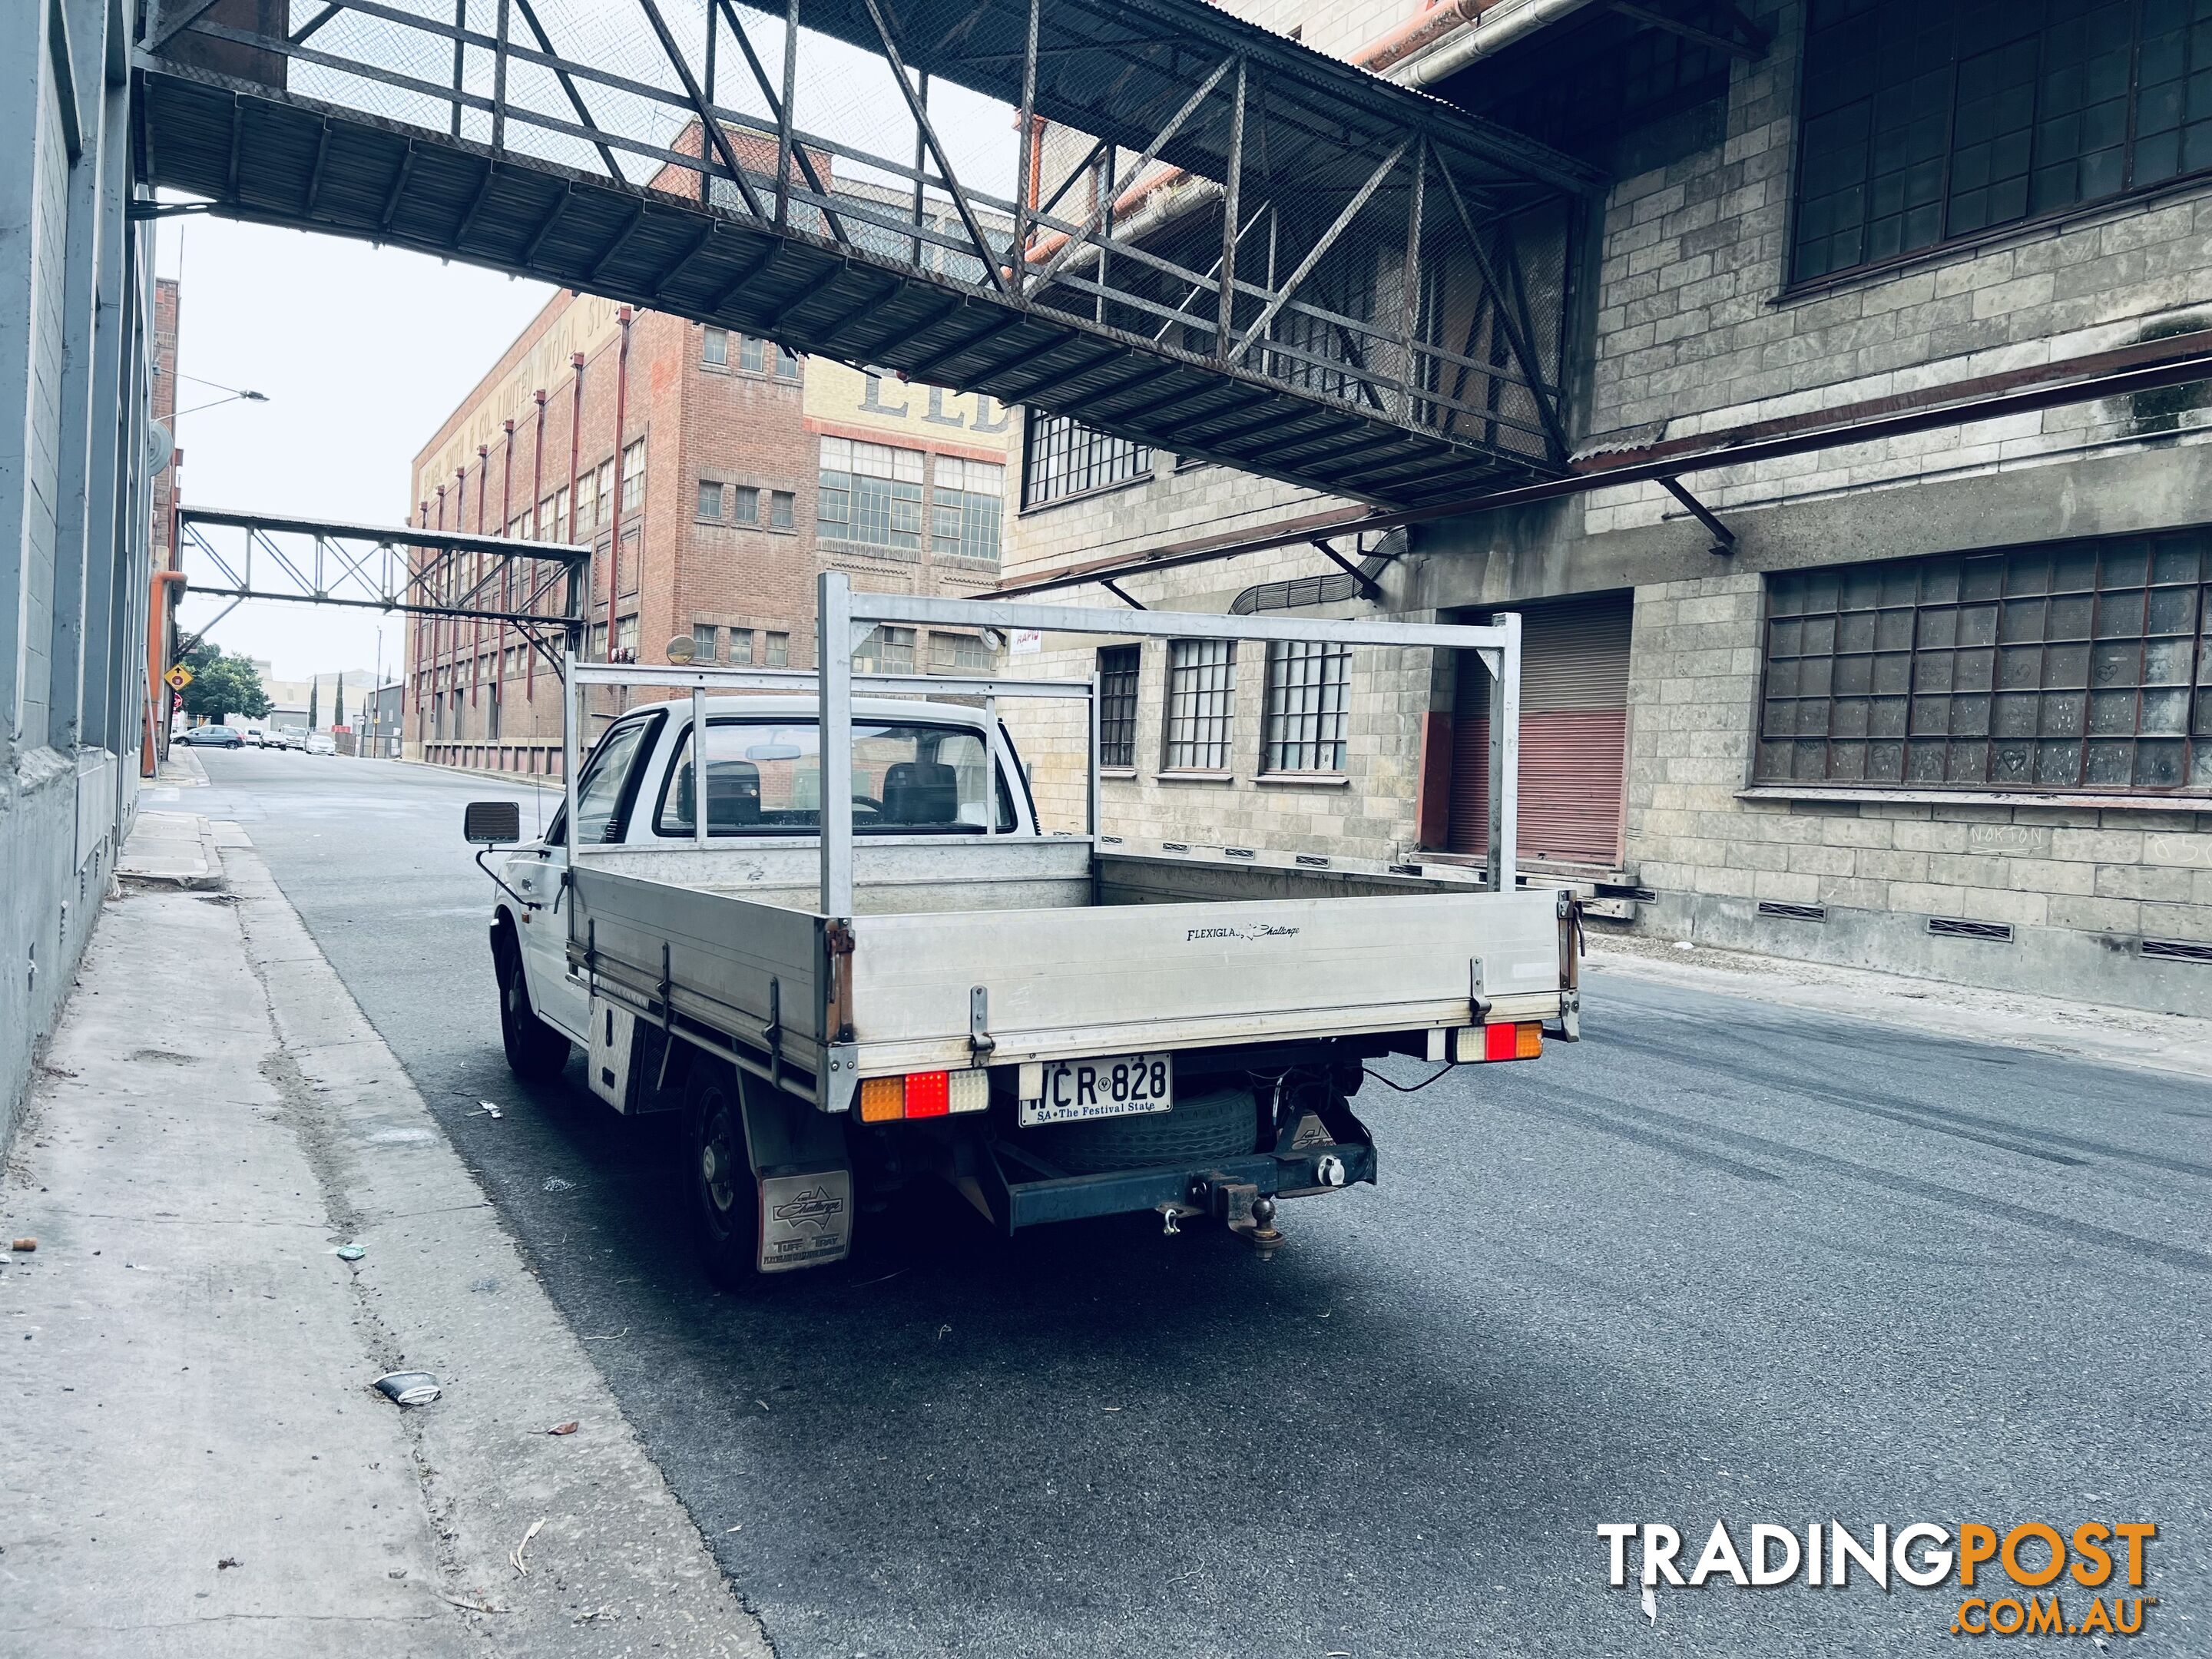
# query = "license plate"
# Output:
<box><xmin>1020</xmin><ymin>1052</ymin><xmax>1174</xmax><ymax>1127</ymax></box>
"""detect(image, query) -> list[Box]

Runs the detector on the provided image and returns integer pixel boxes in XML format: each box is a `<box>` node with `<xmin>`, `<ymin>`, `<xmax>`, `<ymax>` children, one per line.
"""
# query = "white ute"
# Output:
<box><xmin>469</xmin><ymin>575</ymin><xmax>1579</xmax><ymax>1287</ymax></box>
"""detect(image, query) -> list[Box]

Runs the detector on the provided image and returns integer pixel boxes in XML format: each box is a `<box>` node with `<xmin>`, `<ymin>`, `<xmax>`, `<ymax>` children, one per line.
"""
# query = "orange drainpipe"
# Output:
<box><xmin>142</xmin><ymin>569</ymin><xmax>187</xmax><ymax>776</ymax></box>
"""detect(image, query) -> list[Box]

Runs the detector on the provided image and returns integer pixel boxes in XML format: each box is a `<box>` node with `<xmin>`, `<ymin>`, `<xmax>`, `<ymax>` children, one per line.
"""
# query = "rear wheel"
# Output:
<box><xmin>688</xmin><ymin>1063</ymin><xmax>760</xmax><ymax>1291</ymax></box>
<box><xmin>493</xmin><ymin>926</ymin><xmax>571</xmax><ymax>1082</ymax></box>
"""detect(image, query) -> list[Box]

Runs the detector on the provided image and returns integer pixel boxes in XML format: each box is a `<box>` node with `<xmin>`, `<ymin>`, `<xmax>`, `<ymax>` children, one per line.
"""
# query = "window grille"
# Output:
<box><xmin>1164</xmin><ymin>639</ymin><xmax>1237</xmax><ymax>771</ymax></box>
<box><xmin>1263</xmin><ymin>641</ymin><xmax>1351</xmax><ymax>772</ymax></box>
<box><xmin>819</xmin><ymin>436</ymin><xmax>923</xmax><ymax>550</ymax></box>
<box><xmin>1758</xmin><ymin>535</ymin><xmax>2212</xmax><ymax>791</ymax></box>
<box><xmin>1792</xmin><ymin>0</ymin><xmax>2212</xmax><ymax>285</ymax></box>
<box><xmin>1098</xmin><ymin>644</ymin><xmax>1140</xmax><ymax>768</ymax></box>
<box><xmin>931</xmin><ymin>457</ymin><xmax>1005</xmax><ymax>563</ymax></box>
<box><xmin>1022</xmin><ymin>411</ymin><xmax>1151</xmax><ymax>507</ymax></box>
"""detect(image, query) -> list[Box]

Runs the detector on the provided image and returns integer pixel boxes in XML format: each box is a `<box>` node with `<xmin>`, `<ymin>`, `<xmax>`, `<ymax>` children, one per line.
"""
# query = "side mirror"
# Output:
<box><xmin>465</xmin><ymin>800</ymin><xmax>522</xmax><ymax>845</ymax></box>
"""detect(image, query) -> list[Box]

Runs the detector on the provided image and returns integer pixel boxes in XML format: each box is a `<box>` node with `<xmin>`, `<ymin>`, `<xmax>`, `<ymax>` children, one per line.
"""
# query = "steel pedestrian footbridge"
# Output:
<box><xmin>137</xmin><ymin>0</ymin><xmax>1601</xmax><ymax>508</ymax></box>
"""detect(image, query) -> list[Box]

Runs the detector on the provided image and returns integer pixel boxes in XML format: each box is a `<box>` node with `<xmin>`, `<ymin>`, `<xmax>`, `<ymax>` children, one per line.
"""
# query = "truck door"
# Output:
<box><xmin>523</xmin><ymin>711</ymin><xmax>664</xmax><ymax>1038</ymax></box>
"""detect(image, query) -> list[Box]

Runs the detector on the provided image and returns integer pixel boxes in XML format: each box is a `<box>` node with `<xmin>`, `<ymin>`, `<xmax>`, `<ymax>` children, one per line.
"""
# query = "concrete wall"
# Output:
<box><xmin>1</xmin><ymin>0</ymin><xmax>158</xmax><ymax>1147</ymax></box>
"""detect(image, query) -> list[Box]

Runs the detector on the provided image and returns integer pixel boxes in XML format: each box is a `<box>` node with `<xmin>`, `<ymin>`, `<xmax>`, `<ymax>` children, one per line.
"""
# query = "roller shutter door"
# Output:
<box><xmin>1447</xmin><ymin>592</ymin><xmax>1633</xmax><ymax>868</ymax></box>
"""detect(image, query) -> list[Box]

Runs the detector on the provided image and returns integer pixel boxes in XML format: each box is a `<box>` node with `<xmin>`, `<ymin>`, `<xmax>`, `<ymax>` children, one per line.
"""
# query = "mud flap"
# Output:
<box><xmin>587</xmin><ymin>996</ymin><xmax>636</xmax><ymax>1110</ymax></box>
<box><xmin>739</xmin><ymin>1074</ymin><xmax>853</xmax><ymax>1273</ymax></box>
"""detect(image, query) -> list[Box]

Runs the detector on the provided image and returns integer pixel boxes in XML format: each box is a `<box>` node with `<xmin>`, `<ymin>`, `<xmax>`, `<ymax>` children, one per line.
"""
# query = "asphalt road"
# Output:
<box><xmin>172</xmin><ymin>748</ymin><xmax>2210</xmax><ymax>1657</ymax></box>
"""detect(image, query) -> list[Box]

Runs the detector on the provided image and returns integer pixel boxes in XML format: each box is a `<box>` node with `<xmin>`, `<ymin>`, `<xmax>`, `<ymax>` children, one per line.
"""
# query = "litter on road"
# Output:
<box><xmin>333</xmin><ymin>1244</ymin><xmax>365</xmax><ymax>1261</ymax></box>
<box><xmin>10</xmin><ymin>1238</ymin><xmax>35</xmax><ymax>1252</ymax></box>
<box><xmin>510</xmin><ymin>1517</ymin><xmax>547</xmax><ymax>1577</ymax></box>
<box><xmin>546</xmin><ymin>1420</ymin><xmax>579</xmax><ymax>1435</ymax></box>
<box><xmin>373</xmin><ymin>1371</ymin><xmax>442</xmax><ymax>1406</ymax></box>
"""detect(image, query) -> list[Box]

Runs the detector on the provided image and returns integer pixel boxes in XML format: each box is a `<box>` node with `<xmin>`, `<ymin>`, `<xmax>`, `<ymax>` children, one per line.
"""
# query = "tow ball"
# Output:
<box><xmin>1169</xmin><ymin>1177</ymin><xmax>1286</xmax><ymax>1257</ymax></box>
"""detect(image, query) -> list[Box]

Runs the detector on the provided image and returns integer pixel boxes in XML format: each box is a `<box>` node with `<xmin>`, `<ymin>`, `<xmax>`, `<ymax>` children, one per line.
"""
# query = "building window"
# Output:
<box><xmin>595</xmin><ymin>459</ymin><xmax>614</xmax><ymax>527</ymax></box>
<box><xmin>693</xmin><ymin>624</ymin><xmax>719</xmax><ymax>663</ymax></box>
<box><xmin>932</xmin><ymin>458</ymin><xmax>1005</xmax><ymax>562</ymax></box>
<box><xmin>1098</xmin><ymin>644</ymin><xmax>1140</xmax><ymax>768</ymax></box>
<box><xmin>729</xmin><ymin>628</ymin><xmax>753</xmax><ymax>666</ymax></box>
<box><xmin>856</xmin><ymin>626</ymin><xmax>916</xmax><ymax>676</ymax></box>
<box><xmin>730</xmin><ymin>485</ymin><xmax>758</xmax><ymax>524</ymax></box>
<box><xmin>1758</xmin><ymin>535</ymin><xmax>2212</xmax><ymax>792</ymax></box>
<box><xmin>1022</xmin><ymin>411</ymin><xmax>1151</xmax><ymax>508</ymax></box>
<box><xmin>776</xmin><ymin>344</ymin><xmax>800</xmax><ymax>379</ymax></box>
<box><xmin>932</xmin><ymin>632</ymin><xmax>991</xmax><ymax>674</ymax></box>
<box><xmin>1164</xmin><ymin>639</ymin><xmax>1236</xmax><ymax>771</ymax></box>
<box><xmin>770</xmin><ymin>489</ymin><xmax>794</xmax><ymax>528</ymax></box>
<box><xmin>764</xmin><ymin>631</ymin><xmax>789</xmax><ymax>667</ymax></box>
<box><xmin>1263</xmin><ymin>641</ymin><xmax>1351</xmax><ymax>773</ymax></box>
<box><xmin>739</xmin><ymin>335</ymin><xmax>766</xmax><ymax>374</ymax></box>
<box><xmin>703</xmin><ymin>326</ymin><xmax>728</xmax><ymax>366</ymax></box>
<box><xmin>1792</xmin><ymin>0</ymin><xmax>2212</xmax><ymax>286</ymax></box>
<box><xmin>615</xmin><ymin>614</ymin><xmax>639</xmax><ymax>661</ymax></box>
<box><xmin>818</xmin><ymin>437</ymin><xmax>923</xmax><ymax>550</ymax></box>
<box><xmin>488</xmin><ymin>676</ymin><xmax>502</xmax><ymax>740</ymax></box>
<box><xmin>621</xmin><ymin>439</ymin><xmax>647</xmax><ymax>514</ymax></box>
<box><xmin>697</xmin><ymin>480</ymin><xmax>724</xmax><ymax>520</ymax></box>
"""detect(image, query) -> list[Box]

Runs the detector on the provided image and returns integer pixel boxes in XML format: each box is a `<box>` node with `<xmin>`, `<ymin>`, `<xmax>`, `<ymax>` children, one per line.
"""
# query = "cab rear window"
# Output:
<box><xmin>656</xmin><ymin>719</ymin><xmax>1014</xmax><ymax>836</ymax></box>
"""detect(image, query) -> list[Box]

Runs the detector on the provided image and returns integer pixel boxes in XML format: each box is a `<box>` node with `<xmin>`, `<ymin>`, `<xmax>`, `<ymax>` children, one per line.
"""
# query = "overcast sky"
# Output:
<box><xmin>161</xmin><ymin>220</ymin><xmax>558</xmax><ymax>684</ymax></box>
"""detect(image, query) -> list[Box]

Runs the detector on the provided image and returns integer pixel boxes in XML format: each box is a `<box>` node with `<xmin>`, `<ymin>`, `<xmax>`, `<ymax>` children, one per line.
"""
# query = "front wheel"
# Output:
<box><xmin>494</xmin><ymin>927</ymin><xmax>572</xmax><ymax>1082</ymax></box>
<box><xmin>689</xmin><ymin>1062</ymin><xmax>760</xmax><ymax>1291</ymax></box>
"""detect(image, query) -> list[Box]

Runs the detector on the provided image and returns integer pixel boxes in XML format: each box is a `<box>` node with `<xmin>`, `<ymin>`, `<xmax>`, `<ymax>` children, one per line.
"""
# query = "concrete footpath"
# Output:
<box><xmin>0</xmin><ymin>818</ymin><xmax>770</xmax><ymax>1658</ymax></box>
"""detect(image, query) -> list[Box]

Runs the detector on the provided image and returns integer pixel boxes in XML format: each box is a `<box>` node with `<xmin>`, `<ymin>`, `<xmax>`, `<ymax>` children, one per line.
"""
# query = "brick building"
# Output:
<box><xmin>1003</xmin><ymin>0</ymin><xmax>2212</xmax><ymax>1017</ymax></box>
<box><xmin>406</xmin><ymin>290</ymin><xmax>1018</xmax><ymax>773</ymax></box>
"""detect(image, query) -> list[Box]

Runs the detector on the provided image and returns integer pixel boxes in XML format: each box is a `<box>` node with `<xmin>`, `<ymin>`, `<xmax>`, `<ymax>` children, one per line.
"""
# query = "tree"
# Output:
<box><xmin>179</xmin><ymin>646</ymin><xmax>271</xmax><ymax>726</ymax></box>
<box><xmin>308</xmin><ymin>677</ymin><xmax>319</xmax><ymax>731</ymax></box>
<box><xmin>334</xmin><ymin>673</ymin><xmax>346</xmax><ymax>728</ymax></box>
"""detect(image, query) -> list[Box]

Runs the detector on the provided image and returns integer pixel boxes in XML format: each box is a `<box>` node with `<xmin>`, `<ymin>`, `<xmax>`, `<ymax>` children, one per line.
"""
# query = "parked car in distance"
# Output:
<box><xmin>179</xmin><ymin>725</ymin><xmax>243</xmax><ymax>748</ymax></box>
<box><xmin>305</xmin><ymin>732</ymin><xmax>336</xmax><ymax>755</ymax></box>
<box><xmin>273</xmin><ymin>729</ymin><xmax>306</xmax><ymax>750</ymax></box>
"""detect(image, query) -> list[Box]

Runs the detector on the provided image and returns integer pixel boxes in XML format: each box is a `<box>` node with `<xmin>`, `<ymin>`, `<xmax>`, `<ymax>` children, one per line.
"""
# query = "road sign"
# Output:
<box><xmin>164</xmin><ymin>664</ymin><xmax>193</xmax><ymax>690</ymax></box>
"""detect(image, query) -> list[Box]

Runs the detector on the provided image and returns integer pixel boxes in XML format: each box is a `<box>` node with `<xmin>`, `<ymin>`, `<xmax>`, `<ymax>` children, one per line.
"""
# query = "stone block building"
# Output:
<box><xmin>1002</xmin><ymin>0</ymin><xmax>2212</xmax><ymax>1015</ymax></box>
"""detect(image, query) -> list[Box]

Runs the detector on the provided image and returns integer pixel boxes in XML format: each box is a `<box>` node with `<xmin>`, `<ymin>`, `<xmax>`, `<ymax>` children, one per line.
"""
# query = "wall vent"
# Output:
<box><xmin>1757</xmin><ymin>901</ymin><xmax>1827</xmax><ymax>922</ymax></box>
<box><xmin>2142</xmin><ymin>938</ymin><xmax>2212</xmax><ymax>964</ymax></box>
<box><xmin>1928</xmin><ymin>917</ymin><xmax>2013</xmax><ymax>942</ymax></box>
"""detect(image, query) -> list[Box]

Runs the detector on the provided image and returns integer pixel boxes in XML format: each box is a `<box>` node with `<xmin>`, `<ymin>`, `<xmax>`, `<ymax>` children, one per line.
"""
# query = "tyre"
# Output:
<box><xmin>688</xmin><ymin>1061</ymin><xmax>760</xmax><ymax>1291</ymax></box>
<box><xmin>492</xmin><ymin>926</ymin><xmax>571</xmax><ymax>1082</ymax></box>
<box><xmin>1023</xmin><ymin>1084</ymin><xmax>1262</xmax><ymax>1176</ymax></box>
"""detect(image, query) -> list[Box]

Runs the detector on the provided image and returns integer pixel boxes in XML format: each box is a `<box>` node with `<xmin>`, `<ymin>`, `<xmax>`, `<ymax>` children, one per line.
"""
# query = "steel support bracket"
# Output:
<box><xmin>1658</xmin><ymin>475</ymin><xmax>1736</xmax><ymax>556</ymax></box>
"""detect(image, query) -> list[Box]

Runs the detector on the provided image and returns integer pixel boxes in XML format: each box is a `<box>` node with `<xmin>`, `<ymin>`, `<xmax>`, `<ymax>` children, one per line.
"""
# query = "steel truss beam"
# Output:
<box><xmin>175</xmin><ymin>507</ymin><xmax>588</xmax><ymax>677</ymax></box>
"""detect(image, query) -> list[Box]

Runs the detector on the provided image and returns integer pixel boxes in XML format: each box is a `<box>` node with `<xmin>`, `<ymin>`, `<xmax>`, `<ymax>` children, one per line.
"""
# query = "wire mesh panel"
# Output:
<box><xmin>1164</xmin><ymin>637</ymin><xmax>1235</xmax><ymax>770</ymax></box>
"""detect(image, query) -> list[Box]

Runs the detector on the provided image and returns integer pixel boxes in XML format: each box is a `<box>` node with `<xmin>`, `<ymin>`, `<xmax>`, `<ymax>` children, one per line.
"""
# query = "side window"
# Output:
<box><xmin>563</xmin><ymin>717</ymin><xmax>658</xmax><ymax>846</ymax></box>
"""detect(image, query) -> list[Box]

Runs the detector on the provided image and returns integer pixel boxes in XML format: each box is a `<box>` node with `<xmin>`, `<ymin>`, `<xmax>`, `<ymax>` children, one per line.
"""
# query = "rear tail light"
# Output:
<box><xmin>856</xmin><ymin>1068</ymin><xmax>990</xmax><ymax>1121</ymax></box>
<box><xmin>1453</xmin><ymin>1022</ymin><xmax>1544</xmax><ymax>1063</ymax></box>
